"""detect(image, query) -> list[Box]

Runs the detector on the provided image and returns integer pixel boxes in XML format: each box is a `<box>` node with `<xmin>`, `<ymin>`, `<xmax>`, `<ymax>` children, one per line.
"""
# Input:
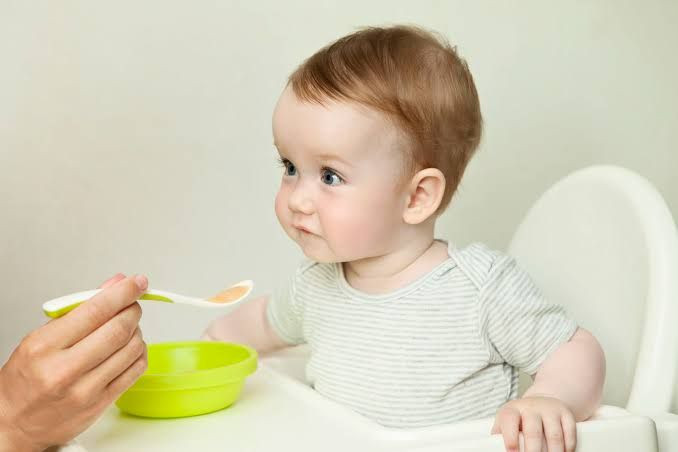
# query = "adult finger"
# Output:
<box><xmin>63</xmin><ymin>303</ymin><xmax>143</xmax><ymax>376</ymax></box>
<box><xmin>47</xmin><ymin>274</ymin><xmax>148</xmax><ymax>348</ymax></box>
<box><xmin>521</xmin><ymin>412</ymin><xmax>544</xmax><ymax>452</ymax></box>
<box><xmin>542</xmin><ymin>415</ymin><xmax>565</xmax><ymax>452</ymax></box>
<box><xmin>99</xmin><ymin>273</ymin><xmax>126</xmax><ymax>289</ymax></box>
<box><xmin>43</xmin><ymin>274</ymin><xmax>127</xmax><ymax>327</ymax></box>
<box><xmin>103</xmin><ymin>348</ymin><xmax>148</xmax><ymax>404</ymax></box>
<box><xmin>76</xmin><ymin>327</ymin><xmax>145</xmax><ymax>395</ymax></box>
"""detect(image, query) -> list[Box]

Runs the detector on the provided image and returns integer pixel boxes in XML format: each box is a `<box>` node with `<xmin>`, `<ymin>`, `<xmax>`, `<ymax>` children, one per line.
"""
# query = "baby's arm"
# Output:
<box><xmin>493</xmin><ymin>327</ymin><xmax>606</xmax><ymax>451</ymax></box>
<box><xmin>522</xmin><ymin>327</ymin><xmax>606</xmax><ymax>420</ymax></box>
<box><xmin>202</xmin><ymin>295</ymin><xmax>290</xmax><ymax>354</ymax></box>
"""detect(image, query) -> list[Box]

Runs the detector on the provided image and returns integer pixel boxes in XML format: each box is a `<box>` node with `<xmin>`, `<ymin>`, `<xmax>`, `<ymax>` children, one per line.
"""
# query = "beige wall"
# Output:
<box><xmin>1</xmin><ymin>0</ymin><xmax>676</xmax><ymax>366</ymax></box>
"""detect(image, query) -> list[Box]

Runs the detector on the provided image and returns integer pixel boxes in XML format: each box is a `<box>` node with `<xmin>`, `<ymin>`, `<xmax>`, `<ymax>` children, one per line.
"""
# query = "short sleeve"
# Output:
<box><xmin>477</xmin><ymin>254</ymin><xmax>578</xmax><ymax>376</ymax></box>
<box><xmin>265</xmin><ymin>261</ymin><xmax>310</xmax><ymax>346</ymax></box>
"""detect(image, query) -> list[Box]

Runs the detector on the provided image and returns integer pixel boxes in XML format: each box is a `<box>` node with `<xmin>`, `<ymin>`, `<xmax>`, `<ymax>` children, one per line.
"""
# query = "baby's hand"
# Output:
<box><xmin>491</xmin><ymin>395</ymin><xmax>576</xmax><ymax>452</ymax></box>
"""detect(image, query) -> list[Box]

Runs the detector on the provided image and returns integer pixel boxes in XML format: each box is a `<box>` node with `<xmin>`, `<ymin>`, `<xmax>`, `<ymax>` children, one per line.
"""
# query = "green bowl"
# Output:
<box><xmin>116</xmin><ymin>341</ymin><xmax>257</xmax><ymax>418</ymax></box>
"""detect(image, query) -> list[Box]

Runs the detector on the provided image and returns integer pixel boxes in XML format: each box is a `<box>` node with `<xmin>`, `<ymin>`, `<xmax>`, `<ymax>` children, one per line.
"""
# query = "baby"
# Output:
<box><xmin>204</xmin><ymin>25</ymin><xmax>605</xmax><ymax>452</ymax></box>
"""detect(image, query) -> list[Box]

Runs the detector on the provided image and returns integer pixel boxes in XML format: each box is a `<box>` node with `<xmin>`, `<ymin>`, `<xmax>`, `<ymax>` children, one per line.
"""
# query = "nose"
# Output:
<box><xmin>287</xmin><ymin>178</ymin><xmax>314</xmax><ymax>215</ymax></box>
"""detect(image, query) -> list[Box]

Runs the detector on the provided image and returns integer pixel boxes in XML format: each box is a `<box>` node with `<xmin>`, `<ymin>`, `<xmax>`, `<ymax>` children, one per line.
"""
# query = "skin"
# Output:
<box><xmin>205</xmin><ymin>86</ymin><xmax>606</xmax><ymax>452</ymax></box>
<box><xmin>0</xmin><ymin>274</ymin><xmax>148</xmax><ymax>451</ymax></box>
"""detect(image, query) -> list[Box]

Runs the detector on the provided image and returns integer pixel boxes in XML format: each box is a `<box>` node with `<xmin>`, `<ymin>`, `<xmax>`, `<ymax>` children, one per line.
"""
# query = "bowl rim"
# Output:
<box><xmin>127</xmin><ymin>340</ymin><xmax>258</xmax><ymax>391</ymax></box>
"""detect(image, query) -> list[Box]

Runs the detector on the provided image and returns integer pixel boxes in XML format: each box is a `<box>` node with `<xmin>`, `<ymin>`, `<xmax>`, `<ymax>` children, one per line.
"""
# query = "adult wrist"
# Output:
<box><xmin>0</xmin><ymin>389</ymin><xmax>39</xmax><ymax>452</ymax></box>
<box><xmin>0</xmin><ymin>427</ymin><xmax>40</xmax><ymax>452</ymax></box>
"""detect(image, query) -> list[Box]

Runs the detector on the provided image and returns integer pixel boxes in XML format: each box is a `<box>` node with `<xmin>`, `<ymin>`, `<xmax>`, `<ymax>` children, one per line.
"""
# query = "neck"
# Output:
<box><xmin>342</xmin><ymin>222</ymin><xmax>449</xmax><ymax>294</ymax></box>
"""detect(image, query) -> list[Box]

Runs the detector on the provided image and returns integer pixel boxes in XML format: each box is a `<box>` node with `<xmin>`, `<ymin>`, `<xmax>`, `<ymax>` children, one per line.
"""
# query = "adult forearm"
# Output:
<box><xmin>523</xmin><ymin>328</ymin><xmax>606</xmax><ymax>421</ymax></box>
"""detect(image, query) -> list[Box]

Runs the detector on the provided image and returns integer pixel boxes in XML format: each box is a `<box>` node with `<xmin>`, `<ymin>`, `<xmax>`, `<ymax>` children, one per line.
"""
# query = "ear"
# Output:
<box><xmin>402</xmin><ymin>168</ymin><xmax>446</xmax><ymax>225</ymax></box>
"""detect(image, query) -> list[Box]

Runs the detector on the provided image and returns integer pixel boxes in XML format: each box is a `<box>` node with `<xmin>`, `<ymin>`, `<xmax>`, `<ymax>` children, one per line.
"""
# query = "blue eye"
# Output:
<box><xmin>321</xmin><ymin>168</ymin><xmax>343</xmax><ymax>186</ymax></box>
<box><xmin>279</xmin><ymin>158</ymin><xmax>297</xmax><ymax>176</ymax></box>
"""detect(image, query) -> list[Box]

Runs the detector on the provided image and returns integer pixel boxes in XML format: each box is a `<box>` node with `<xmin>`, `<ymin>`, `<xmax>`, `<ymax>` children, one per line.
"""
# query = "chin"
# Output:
<box><xmin>299</xmin><ymin>247</ymin><xmax>335</xmax><ymax>263</ymax></box>
<box><xmin>309</xmin><ymin>255</ymin><xmax>338</xmax><ymax>264</ymax></box>
<box><xmin>295</xmin><ymin>240</ymin><xmax>339</xmax><ymax>264</ymax></box>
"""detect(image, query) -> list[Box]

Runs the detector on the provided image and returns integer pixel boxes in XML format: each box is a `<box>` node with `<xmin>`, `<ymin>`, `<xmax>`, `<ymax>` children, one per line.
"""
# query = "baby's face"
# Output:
<box><xmin>272</xmin><ymin>86</ymin><xmax>408</xmax><ymax>263</ymax></box>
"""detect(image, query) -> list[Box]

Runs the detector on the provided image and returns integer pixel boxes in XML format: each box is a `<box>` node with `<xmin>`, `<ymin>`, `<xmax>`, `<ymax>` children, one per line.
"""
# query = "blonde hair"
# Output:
<box><xmin>288</xmin><ymin>25</ymin><xmax>482</xmax><ymax>213</ymax></box>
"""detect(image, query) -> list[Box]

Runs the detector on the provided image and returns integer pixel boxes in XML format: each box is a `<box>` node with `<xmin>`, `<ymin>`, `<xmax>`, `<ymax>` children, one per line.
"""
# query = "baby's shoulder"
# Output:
<box><xmin>450</xmin><ymin>242</ymin><xmax>515</xmax><ymax>290</ymax></box>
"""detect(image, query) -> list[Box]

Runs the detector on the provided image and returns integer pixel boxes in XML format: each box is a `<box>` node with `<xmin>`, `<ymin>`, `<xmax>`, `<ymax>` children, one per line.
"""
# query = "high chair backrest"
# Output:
<box><xmin>507</xmin><ymin>165</ymin><xmax>678</xmax><ymax>415</ymax></box>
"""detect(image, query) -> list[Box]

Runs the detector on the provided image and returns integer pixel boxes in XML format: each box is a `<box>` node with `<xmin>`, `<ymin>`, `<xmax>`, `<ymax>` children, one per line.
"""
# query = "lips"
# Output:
<box><xmin>293</xmin><ymin>224</ymin><xmax>313</xmax><ymax>234</ymax></box>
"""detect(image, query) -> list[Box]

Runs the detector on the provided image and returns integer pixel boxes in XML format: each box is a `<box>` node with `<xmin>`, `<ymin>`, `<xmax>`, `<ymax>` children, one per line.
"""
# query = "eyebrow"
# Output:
<box><xmin>273</xmin><ymin>142</ymin><xmax>354</xmax><ymax>169</ymax></box>
<box><xmin>314</xmin><ymin>152</ymin><xmax>355</xmax><ymax>169</ymax></box>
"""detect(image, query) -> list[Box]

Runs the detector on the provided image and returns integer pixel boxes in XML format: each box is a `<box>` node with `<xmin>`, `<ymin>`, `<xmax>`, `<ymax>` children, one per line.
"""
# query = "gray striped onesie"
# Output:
<box><xmin>266</xmin><ymin>241</ymin><xmax>578</xmax><ymax>428</ymax></box>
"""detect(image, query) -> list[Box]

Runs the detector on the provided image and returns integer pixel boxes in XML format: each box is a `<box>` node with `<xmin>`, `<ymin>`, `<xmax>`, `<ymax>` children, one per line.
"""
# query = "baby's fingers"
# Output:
<box><xmin>521</xmin><ymin>412</ymin><xmax>544</xmax><ymax>452</ymax></box>
<box><xmin>561</xmin><ymin>411</ymin><xmax>577</xmax><ymax>452</ymax></box>
<box><xmin>492</xmin><ymin>407</ymin><xmax>521</xmax><ymax>452</ymax></box>
<box><xmin>543</xmin><ymin>415</ymin><xmax>565</xmax><ymax>452</ymax></box>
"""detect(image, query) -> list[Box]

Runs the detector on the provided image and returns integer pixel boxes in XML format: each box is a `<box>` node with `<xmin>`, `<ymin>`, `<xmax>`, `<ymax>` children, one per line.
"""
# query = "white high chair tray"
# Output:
<box><xmin>75</xmin><ymin>345</ymin><xmax>658</xmax><ymax>451</ymax></box>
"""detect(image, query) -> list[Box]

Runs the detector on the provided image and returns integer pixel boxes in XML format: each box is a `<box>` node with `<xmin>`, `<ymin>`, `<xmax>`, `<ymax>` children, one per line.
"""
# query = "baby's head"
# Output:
<box><xmin>272</xmin><ymin>25</ymin><xmax>482</xmax><ymax>263</ymax></box>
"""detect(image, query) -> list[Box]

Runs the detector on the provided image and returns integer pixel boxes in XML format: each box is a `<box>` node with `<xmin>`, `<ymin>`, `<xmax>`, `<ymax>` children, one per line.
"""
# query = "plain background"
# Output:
<box><xmin>1</xmin><ymin>0</ymin><xmax>676</xmax><ymax>404</ymax></box>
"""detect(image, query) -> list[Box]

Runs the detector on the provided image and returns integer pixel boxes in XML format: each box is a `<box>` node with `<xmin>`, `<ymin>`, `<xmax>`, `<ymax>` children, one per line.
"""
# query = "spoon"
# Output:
<box><xmin>42</xmin><ymin>279</ymin><xmax>254</xmax><ymax>318</ymax></box>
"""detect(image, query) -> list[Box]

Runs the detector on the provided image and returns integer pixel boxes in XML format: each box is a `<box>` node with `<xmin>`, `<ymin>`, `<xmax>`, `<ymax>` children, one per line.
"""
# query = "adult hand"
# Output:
<box><xmin>0</xmin><ymin>273</ymin><xmax>149</xmax><ymax>452</ymax></box>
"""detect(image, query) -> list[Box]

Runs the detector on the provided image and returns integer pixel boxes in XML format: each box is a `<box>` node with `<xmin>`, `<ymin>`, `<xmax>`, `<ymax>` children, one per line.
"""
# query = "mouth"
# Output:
<box><xmin>293</xmin><ymin>224</ymin><xmax>313</xmax><ymax>235</ymax></box>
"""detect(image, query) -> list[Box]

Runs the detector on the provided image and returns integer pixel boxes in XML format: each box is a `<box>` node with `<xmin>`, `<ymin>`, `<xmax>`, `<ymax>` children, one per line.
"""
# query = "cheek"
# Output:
<box><xmin>274</xmin><ymin>186</ymin><xmax>289</xmax><ymax>225</ymax></box>
<box><xmin>321</xmin><ymin>189</ymin><xmax>401</xmax><ymax>248</ymax></box>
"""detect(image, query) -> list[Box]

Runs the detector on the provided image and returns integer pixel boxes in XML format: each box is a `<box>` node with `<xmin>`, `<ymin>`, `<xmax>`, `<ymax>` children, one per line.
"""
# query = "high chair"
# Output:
<box><xmin>254</xmin><ymin>166</ymin><xmax>677</xmax><ymax>451</ymax></box>
<box><xmin>73</xmin><ymin>165</ymin><xmax>677</xmax><ymax>451</ymax></box>
<box><xmin>508</xmin><ymin>164</ymin><xmax>678</xmax><ymax>451</ymax></box>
